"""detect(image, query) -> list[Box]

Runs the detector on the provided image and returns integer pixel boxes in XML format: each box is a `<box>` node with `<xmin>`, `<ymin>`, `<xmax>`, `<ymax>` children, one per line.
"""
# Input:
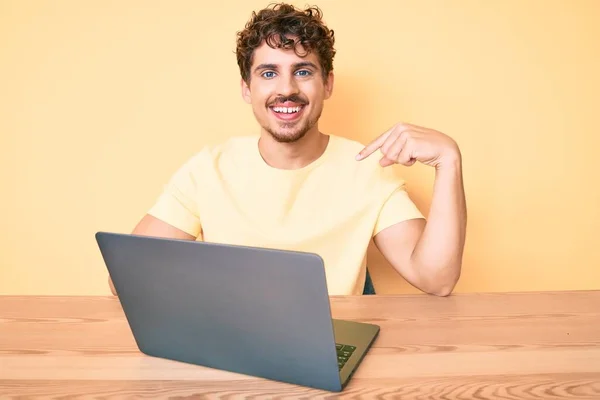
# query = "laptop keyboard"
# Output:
<box><xmin>336</xmin><ymin>343</ymin><xmax>356</xmax><ymax>370</ymax></box>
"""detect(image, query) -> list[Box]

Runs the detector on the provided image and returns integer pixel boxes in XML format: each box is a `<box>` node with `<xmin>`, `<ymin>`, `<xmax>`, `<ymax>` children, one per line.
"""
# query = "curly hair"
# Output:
<box><xmin>236</xmin><ymin>3</ymin><xmax>336</xmax><ymax>83</ymax></box>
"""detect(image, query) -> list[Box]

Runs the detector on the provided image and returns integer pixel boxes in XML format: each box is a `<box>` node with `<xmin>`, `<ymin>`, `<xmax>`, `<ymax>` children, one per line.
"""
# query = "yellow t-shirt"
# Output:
<box><xmin>147</xmin><ymin>134</ymin><xmax>424</xmax><ymax>295</ymax></box>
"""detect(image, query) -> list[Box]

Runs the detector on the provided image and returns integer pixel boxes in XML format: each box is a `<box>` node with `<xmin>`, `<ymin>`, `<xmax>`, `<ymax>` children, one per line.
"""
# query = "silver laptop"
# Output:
<box><xmin>95</xmin><ymin>232</ymin><xmax>379</xmax><ymax>392</ymax></box>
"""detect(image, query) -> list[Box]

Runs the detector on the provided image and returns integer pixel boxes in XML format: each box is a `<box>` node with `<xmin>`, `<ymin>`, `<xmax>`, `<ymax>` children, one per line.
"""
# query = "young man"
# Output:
<box><xmin>109</xmin><ymin>3</ymin><xmax>466</xmax><ymax>297</ymax></box>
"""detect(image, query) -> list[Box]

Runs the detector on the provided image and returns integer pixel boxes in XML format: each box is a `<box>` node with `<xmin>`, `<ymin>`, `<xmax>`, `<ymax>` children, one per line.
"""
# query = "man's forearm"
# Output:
<box><xmin>411</xmin><ymin>157</ymin><xmax>467</xmax><ymax>295</ymax></box>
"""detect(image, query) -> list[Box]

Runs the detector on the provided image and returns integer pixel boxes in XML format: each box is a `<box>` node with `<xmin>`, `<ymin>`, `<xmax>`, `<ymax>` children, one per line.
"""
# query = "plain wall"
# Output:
<box><xmin>1</xmin><ymin>0</ymin><xmax>599</xmax><ymax>295</ymax></box>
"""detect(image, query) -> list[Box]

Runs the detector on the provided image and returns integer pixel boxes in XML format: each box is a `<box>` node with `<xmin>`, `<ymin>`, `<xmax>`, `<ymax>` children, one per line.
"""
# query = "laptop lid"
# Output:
<box><xmin>95</xmin><ymin>232</ymin><xmax>344</xmax><ymax>391</ymax></box>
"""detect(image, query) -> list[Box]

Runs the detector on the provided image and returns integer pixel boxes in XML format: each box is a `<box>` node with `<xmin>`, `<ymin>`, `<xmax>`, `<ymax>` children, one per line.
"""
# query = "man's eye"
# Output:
<box><xmin>262</xmin><ymin>71</ymin><xmax>276</xmax><ymax>79</ymax></box>
<box><xmin>295</xmin><ymin>70</ymin><xmax>311</xmax><ymax>76</ymax></box>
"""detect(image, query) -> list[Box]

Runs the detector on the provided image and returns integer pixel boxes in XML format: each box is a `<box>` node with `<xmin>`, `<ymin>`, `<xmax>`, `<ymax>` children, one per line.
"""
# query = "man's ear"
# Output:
<box><xmin>241</xmin><ymin>78</ymin><xmax>251</xmax><ymax>104</ymax></box>
<box><xmin>324</xmin><ymin>71</ymin><xmax>334</xmax><ymax>100</ymax></box>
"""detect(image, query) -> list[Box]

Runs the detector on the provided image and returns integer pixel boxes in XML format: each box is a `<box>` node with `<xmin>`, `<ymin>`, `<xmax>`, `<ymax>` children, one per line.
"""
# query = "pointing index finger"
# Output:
<box><xmin>355</xmin><ymin>130</ymin><xmax>392</xmax><ymax>160</ymax></box>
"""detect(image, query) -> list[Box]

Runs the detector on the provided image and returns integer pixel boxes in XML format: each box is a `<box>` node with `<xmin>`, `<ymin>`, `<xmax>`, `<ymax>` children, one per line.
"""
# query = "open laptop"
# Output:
<box><xmin>95</xmin><ymin>232</ymin><xmax>379</xmax><ymax>392</ymax></box>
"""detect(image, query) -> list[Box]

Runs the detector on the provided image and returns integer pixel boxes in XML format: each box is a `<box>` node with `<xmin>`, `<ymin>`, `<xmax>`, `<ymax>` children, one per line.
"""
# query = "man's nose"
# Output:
<box><xmin>276</xmin><ymin>74</ymin><xmax>299</xmax><ymax>97</ymax></box>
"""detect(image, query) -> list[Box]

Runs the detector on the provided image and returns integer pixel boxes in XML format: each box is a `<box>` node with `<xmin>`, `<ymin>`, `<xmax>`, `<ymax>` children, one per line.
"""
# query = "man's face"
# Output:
<box><xmin>241</xmin><ymin>39</ymin><xmax>334</xmax><ymax>143</ymax></box>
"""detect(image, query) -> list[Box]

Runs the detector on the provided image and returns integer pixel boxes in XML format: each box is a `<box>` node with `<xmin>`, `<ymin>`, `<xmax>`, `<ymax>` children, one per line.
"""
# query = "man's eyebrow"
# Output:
<box><xmin>254</xmin><ymin>63</ymin><xmax>278</xmax><ymax>72</ymax></box>
<box><xmin>293</xmin><ymin>61</ymin><xmax>318</xmax><ymax>69</ymax></box>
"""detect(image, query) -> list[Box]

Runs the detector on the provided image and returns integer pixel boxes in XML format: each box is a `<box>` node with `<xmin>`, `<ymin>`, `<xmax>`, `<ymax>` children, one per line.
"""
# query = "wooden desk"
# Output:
<box><xmin>1</xmin><ymin>291</ymin><xmax>599</xmax><ymax>399</ymax></box>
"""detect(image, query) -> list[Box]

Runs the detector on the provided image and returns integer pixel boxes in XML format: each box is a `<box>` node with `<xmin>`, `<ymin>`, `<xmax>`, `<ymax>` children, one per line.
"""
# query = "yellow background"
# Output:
<box><xmin>2</xmin><ymin>0</ymin><xmax>599</xmax><ymax>295</ymax></box>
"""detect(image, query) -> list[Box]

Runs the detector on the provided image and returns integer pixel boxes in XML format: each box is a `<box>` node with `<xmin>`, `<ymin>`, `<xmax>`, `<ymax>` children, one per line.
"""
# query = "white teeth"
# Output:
<box><xmin>273</xmin><ymin>106</ymin><xmax>301</xmax><ymax>113</ymax></box>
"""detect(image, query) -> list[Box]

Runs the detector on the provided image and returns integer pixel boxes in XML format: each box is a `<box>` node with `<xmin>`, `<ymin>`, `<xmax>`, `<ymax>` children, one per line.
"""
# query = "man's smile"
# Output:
<box><xmin>269</xmin><ymin>102</ymin><xmax>306</xmax><ymax>121</ymax></box>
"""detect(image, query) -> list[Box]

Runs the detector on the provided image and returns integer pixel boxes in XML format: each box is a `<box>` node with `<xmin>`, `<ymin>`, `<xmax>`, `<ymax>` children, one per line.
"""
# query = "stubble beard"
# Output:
<box><xmin>264</xmin><ymin>108</ymin><xmax>322</xmax><ymax>144</ymax></box>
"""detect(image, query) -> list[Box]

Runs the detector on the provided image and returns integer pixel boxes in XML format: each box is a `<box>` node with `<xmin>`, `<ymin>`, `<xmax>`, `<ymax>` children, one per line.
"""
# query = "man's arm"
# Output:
<box><xmin>374</xmin><ymin>158</ymin><xmax>466</xmax><ymax>296</ymax></box>
<box><xmin>108</xmin><ymin>214</ymin><xmax>196</xmax><ymax>295</ymax></box>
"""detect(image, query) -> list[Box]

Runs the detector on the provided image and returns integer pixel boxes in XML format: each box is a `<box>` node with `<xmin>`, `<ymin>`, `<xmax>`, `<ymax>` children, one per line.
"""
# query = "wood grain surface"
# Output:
<box><xmin>1</xmin><ymin>291</ymin><xmax>599</xmax><ymax>399</ymax></box>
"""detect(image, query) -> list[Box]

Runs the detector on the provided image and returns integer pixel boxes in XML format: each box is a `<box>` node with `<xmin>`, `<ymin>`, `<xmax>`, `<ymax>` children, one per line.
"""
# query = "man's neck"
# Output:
<box><xmin>258</xmin><ymin>129</ymin><xmax>330</xmax><ymax>170</ymax></box>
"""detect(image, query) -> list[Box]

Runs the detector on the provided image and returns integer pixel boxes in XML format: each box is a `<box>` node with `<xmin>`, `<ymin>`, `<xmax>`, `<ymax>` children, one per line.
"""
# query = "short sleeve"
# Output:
<box><xmin>147</xmin><ymin>154</ymin><xmax>202</xmax><ymax>237</ymax></box>
<box><xmin>373</xmin><ymin>168</ymin><xmax>425</xmax><ymax>236</ymax></box>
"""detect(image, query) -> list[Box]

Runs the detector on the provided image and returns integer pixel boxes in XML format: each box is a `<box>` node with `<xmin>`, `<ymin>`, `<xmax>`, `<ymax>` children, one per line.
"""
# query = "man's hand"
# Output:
<box><xmin>355</xmin><ymin>122</ymin><xmax>460</xmax><ymax>169</ymax></box>
<box><xmin>357</xmin><ymin>121</ymin><xmax>466</xmax><ymax>296</ymax></box>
